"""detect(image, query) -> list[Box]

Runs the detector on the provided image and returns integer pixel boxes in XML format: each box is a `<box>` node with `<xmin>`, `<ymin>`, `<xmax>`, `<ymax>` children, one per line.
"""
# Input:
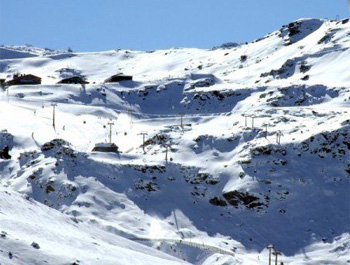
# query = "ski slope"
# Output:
<box><xmin>0</xmin><ymin>18</ymin><xmax>350</xmax><ymax>264</ymax></box>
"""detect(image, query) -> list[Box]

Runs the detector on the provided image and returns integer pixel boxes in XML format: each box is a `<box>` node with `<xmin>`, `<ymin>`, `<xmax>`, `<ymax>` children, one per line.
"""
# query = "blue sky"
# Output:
<box><xmin>0</xmin><ymin>0</ymin><xmax>349</xmax><ymax>52</ymax></box>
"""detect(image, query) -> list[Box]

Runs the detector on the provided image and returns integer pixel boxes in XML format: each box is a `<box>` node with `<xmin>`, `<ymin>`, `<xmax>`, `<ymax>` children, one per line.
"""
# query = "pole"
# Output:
<box><xmin>242</xmin><ymin>114</ymin><xmax>248</xmax><ymax>127</ymax></box>
<box><xmin>51</xmin><ymin>103</ymin><xmax>57</xmax><ymax>129</ymax></box>
<box><xmin>107</xmin><ymin>122</ymin><xmax>114</xmax><ymax>143</ymax></box>
<box><xmin>139</xmin><ymin>132</ymin><xmax>147</xmax><ymax>153</ymax></box>
<box><xmin>143</xmin><ymin>134</ymin><xmax>146</xmax><ymax>153</ymax></box>
<box><xmin>180</xmin><ymin>113</ymin><xmax>184</xmax><ymax>129</ymax></box>
<box><xmin>173</xmin><ymin>211</ymin><xmax>180</xmax><ymax>233</ymax></box>
<box><xmin>173</xmin><ymin>210</ymin><xmax>185</xmax><ymax>239</ymax></box>
<box><xmin>265</xmin><ymin>124</ymin><xmax>268</xmax><ymax>138</ymax></box>
<box><xmin>165</xmin><ymin>145</ymin><xmax>169</xmax><ymax>162</ymax></box>
<box><xmin>6</xmin><ymin>86</ymin><xmax>9</xmax><ymax>103</ymax></box>
<box><xmin>251</xmin><ymin>116</ymin><xmax>255</xmax><ymax>129</ymax></box>
<box><xmin>128</xmin><ymin>110</ymin><xmax>133</xmax><ymax>129</ymax></box>
<box><xmin>267</xmin><ymin>245</ymin><xmax>274</xmax><ymax>265</ymax></box>
<box><xmin>273</xmin><ymin>251</ymin><xmax>281</xmax><ymax>265</ymax></box>
<box><xmin>276</xmin><ymin>131</ymin><xmax>282</xmax><ymax>144</ymax></box>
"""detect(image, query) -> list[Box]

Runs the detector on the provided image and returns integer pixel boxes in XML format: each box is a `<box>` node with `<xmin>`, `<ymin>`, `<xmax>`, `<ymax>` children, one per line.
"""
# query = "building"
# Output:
<box><xmin>104</xmin><ymin>74</ymin><xmax>133</xmax><ymax>83</ymax></box>
<box><xmin>58</xmin><ymin>76</ymin><xmax>89</xmax><ymax>84</ymax></box>
<box><xmin>6</xmin><ymin>74</ymin><xmax>41</xmax><ymax>86</ymax></box>
<box><xmin>92</xmin><ymin>143</ymin><xmax>119</xmax><ymax>153</ymax></box>
<box><xmin>0</xmin><ymin>79</ymin><xmax>5</xmax><ymax>89</ymax></box>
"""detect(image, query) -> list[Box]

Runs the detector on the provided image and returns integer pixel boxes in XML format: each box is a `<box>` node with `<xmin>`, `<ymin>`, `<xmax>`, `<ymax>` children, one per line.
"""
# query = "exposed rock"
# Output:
<box><xmin>223</xmin><ymin>190</ymin><xmax>265</xmax><ymax>209</ymax></box>
<box><xmin>209</xmin><ymin>197</ymin><xmax>227</xmax><ymax>207</ymax></box>
<box><xmin>46</xmin><ymin>185</ymin><xmax>55</xmax><ymax>194</ymax></box>
<box><xmin>0</xmin><ymin>146</ymin><xmax>11</xmax><ymax>159</ymax></box>
<box><xmin>41</xmin><ymin>139</ymin><xmax>71</xmax><ymax>152</ymax></box>
<box><xmin>31</xmin><ymin>242</ymin><xmax>40</xmax><ymax>249</ymax></box>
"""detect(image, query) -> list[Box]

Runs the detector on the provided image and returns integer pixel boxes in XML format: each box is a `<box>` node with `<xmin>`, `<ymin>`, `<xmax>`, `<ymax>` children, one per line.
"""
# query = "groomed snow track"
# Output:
<box><xmin>130</xmin><ymin>237</ymin><xmax>236</xmax><ymax>257</ymax></box>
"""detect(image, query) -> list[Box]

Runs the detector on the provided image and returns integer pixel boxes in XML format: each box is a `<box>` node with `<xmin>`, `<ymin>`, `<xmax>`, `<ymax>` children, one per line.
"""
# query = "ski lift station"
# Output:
<box><xmin>92</xmin><ymin>143</ymin><xmax>119</xmax><ymax>153</ymax></box>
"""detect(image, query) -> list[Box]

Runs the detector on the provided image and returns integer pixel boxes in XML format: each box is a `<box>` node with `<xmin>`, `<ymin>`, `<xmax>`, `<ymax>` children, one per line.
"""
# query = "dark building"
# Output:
<box><xmin>6</xmin><ymin>74</ymin><xmax>41</xmax><ymax>86</ymax></box>
<box><xmin>0</xmin><ymin>79</ymin><xmax>5</xmax><ymax>89</ymax></box>
<box><xmin>104</xmin><ymin>74</ymin><xmax>133</xmax><ymax>83</ymax></box>
<box><xmin>92</xmin><ymin>143</ymin><xmax>119</xmax><ymax>153</ymax></box>
<box><xmin>58</xmin><ymin>76</ymin><xmax>89</xmax><ymax>84</ymax></box>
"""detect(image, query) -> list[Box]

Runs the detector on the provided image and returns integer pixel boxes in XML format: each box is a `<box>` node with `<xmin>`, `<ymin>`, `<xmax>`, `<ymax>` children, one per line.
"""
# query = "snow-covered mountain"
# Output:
<box><xmin>0</xmin><ymin>18</ymin><xmax>349</xmax><ymax>265</ymax></box>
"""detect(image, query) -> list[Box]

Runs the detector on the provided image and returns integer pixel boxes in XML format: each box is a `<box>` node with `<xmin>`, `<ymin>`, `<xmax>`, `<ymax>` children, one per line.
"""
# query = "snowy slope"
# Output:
<box><xmin>0</xmin><ymin>18</ymin><xmax>350</xmax><ymax>264</ymax></box>
<box><xmin>0</xmin><ymin>188</ymin><xmax>190</xmax><ymax>265</ymax></box>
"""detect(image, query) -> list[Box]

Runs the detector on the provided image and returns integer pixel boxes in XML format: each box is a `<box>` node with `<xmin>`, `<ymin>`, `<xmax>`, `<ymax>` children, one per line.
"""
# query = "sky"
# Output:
<box><xmin>0</xmin><ymin>0</ymin><xmax>349</xmax><ymax>52</ymax></box>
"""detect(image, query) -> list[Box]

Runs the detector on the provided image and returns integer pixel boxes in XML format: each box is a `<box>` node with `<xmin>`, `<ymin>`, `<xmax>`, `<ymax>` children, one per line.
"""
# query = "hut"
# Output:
<box><xmin>6</xmin><ymin>74</ymin><xmax>41</xmax><ymax>86</ymax></box>
<box><xmin>92</xmin><ymin>143</ymin><xmax>119</xmax><ymax>153</ymax></box>
<box><xmin>58</xmin><ymin>76</ymin><xmax>89</xmax><ymax>84</ymax></box>
<box><xmin>104</xmin><ymin>74</ymin><xmax>133</xmax><ymax>83</ymax></box>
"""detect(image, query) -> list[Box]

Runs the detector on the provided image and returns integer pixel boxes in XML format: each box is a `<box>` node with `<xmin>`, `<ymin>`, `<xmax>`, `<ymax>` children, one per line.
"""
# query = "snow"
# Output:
<box><xmin>0</xmin><ymin>188</ymin><xmax>190</xmax><ymax>265</ymax></box>
<box><xmin>93</xmin><ymin>143</ymin><xmax>118</xmax><ymax>147</ymax></box>
<box><xmin>0</xmin><ymin>18</ymin><xmax>349</xmax><ymax>264</ymax></box>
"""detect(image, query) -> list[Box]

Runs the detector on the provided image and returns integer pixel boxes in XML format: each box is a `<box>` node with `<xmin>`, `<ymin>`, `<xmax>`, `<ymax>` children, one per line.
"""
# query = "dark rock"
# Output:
<box><xmin>41</xmin><ymin>139</ymin><xmax>71</xmax><ymax>152</ymax></box>
<box><xmin>1</xmin><ymin>231</ymin><xmax>7</xmax><ymax>238</ymax></box>
<box><xmin>45</xmin><ymin>185</ymin><xmax>55</xmax><ymax>194</ymax></box>
<box><xmin>223</xmin><ymin>190</ymin><xmax>264</xmax><ymax>209</ymax></box>
<box><xmin>134</xmin><ymin>180</ymin><xmax>159</xmax><ymax>192</ymax></box>
<box><xmin>31</xmin><ymin>242</ymin><xmax>40</xmax><ymax>249</ymax></box>
<box><xmin>253</xmin><ymin>146</ymin><xmax>272</xmax><ymax>155</ymax></box>
<box><xmin>206</xmin><ymin>179</ymin><xmax>219</xmax><ymax>185</ymax></box>
<box><xmin>240</xmin><ymin>55</ymin><xmax>248</xmax><ymax>62</ymax></box>
<box><xmin>28</xmin><ymin>175</ymin><xmax>36</xmax><ymax>180</ymax></box>
<box><xmin>209</xmin><ymin>197</ymin><xmax>227</xmax><ymax>207</ymax></box>
<box><xmin>300</xmin><ymin>63</ymin><xmax>311</xmax><ymax>73</ymax></box>
<box><xmin>0</xmin><ymin>146</ymin><xmax>11</xmax><ymax>159</ymax></box>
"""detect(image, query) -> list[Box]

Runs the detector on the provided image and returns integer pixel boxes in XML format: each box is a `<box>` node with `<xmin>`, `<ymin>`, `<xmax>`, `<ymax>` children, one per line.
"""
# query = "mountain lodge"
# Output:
<box><xmin>6</xmin><ymin>74</ymin><xmax>42</xmax><ymax>86</ymax></box>
<box><xmin>58</xmin><ymin>76</ymin><xmax>89</xmax><ymax>84</ymax></box>
<box><xmin>104</xmin><ymin>74</ymin><xmax>133</xmax><ymax>83</ymax></box>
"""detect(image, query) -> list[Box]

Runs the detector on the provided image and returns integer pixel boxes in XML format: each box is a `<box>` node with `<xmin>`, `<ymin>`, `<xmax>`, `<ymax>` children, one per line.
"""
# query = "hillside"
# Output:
<box><xmin>0</xmin><ymin>18</ymin><xmax>349</xmax><ymax>265</ymax></box>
